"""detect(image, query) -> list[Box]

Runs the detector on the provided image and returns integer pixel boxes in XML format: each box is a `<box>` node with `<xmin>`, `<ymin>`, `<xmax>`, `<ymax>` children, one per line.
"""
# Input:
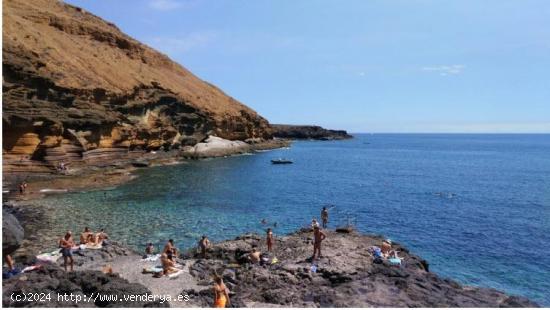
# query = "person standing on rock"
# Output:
<box><xmin>59</xmin><ymin>231</ymin><xmax>75</xmax><ymax>272</ymax></box>
<box><xmin>266</xmin><ymin>228</ymin><xmax>274</xmax><ymax>252</ymax></box>
<box><xmin>321</xmin><ymin>206</ymin><xmax>329</xmax><ymax>228</ymax></box>
<box><xmin>213</xmin><ymin>274</ymin><xmax>230</xmax><ymax>308</ymax></box>
<box><xmin>312</xmin><ymin>226</ymin><xmax>326</xmax><ymax>259</ymax></box>
<box><xmin>198</xmin><ymin>235</ymin><xmax>211</xmax><ymax>258</ymax></box>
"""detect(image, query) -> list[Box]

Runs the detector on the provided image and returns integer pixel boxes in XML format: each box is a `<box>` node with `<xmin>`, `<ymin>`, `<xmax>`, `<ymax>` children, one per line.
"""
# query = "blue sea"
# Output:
<box><xmin>42</xmin><ymin>134</ymin><xmax>550</xmax><ymax>305</ymax></box>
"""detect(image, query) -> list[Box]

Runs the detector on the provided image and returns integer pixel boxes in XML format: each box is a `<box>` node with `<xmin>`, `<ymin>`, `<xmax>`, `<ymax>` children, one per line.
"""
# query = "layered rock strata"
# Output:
<box><xmin>3</xmin><ymin>0</ymin><xmax>272</xmax><ymax>173</ymax></box>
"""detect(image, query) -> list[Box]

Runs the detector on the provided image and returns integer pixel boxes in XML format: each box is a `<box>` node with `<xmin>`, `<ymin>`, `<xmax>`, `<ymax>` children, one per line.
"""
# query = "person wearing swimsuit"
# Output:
<box><xmin>163</xmin><ymin>239</ymin><xmax>178</xmax><ymax>257</ymax></box>
<box><xmin>199</xmin><ymin>235</ymin><xmax>210</xmax><ymax>258</ymax></box>
<box><xmin>321</xmin><ymin>207</ymin><xmax>329</xmax><ymax>228</ymax></box>
<box><xmin>213</xmin><ymin>275</ymin><xmax>230</xmax><ymax>308</ymax></box>
<box><xmin>313</xmin><ymin>226</ymin><xmax>326</xmax><ymax>259</ymax></box>
<box><xmin>80</xmin><ymin>227</ymin><xmax>92</xmax><ymax>245</ymax></box>
<box><xmin>160</xmin><ymin>253</ymin><xmax>178</xmax><ymax>275</ymax></box>
<box><xmin>266</xmin><ymin>228</ymin><xmax>274</xmax><ymax>252</ymax></box>
<box><xmin>59</xmin><ymin>231</ymin><xmax>75</xmax><ymax>272</ymax></box>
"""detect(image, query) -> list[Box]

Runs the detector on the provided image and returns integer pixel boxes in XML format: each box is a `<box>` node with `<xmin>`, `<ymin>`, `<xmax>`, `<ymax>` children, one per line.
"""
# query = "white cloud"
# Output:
<box><xmin>146</xmin><ymin>32</ymin><xmax>216</xmax><ymax>54</ymax></box>
<box><xmin>148</xmin><ymin>0</ymin><xmax>192</xmax><ymax>11</ymax></box>
<box><xmin>422</xmin><ymin>64</ymin><xmax>465</xmax><ymax>76</ymax></box>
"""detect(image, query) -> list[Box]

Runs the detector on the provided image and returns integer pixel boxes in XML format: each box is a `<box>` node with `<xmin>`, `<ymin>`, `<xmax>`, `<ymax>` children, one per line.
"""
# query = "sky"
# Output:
<box><xmin>65</xmin><ymin>0</ymin><xmax>550</xmax><ymax>133</ymax></box>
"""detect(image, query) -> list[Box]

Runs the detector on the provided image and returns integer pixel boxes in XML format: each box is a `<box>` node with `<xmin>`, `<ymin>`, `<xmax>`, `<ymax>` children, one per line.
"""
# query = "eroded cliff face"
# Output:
<box><xmin>2</xmin><ymin>0</ymin><xmax>271</xmax><ymax>171</ymax></box>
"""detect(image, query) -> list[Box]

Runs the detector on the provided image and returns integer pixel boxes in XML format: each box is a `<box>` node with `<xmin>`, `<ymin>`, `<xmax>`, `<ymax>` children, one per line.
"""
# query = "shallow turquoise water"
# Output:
<box><xmin>42</xmin><ymin>134</ymin><xmax>550</xmax><ymax>305</ymax></box>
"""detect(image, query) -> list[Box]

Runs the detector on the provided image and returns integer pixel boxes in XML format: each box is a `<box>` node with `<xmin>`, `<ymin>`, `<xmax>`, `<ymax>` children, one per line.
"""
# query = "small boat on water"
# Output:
<box><xmin>271</xmin><ymin>158</ymin><xmax>293</xmax><ymax>164</ymax></box>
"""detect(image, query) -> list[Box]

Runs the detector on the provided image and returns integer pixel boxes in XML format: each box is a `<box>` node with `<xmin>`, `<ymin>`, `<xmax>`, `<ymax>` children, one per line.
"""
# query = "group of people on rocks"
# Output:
<box><xmin>57</xmin><ymin>227</ymin><xmax>110</xmax><ymax>272</ymax></box>
<box><xmin>144</xmin><ymin>236</ymin><xmax>213</xmax><ymax>278</ymax></box>
<box><xmin>44</xmin><ymin>206</ymin><xmax>402</xmax><ymax>308</ymax></box>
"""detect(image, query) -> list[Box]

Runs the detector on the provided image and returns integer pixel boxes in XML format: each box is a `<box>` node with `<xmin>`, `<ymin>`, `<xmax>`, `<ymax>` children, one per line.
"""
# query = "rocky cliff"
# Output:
<box><xmin>2</xmin><ymin>0</ymin><xmax>272</xmax><ymax>172</ymax></box>
<box><xmin>271</xmin><ymin>124</ymin><xmax>353</xmax><ymax>140</ymax></box>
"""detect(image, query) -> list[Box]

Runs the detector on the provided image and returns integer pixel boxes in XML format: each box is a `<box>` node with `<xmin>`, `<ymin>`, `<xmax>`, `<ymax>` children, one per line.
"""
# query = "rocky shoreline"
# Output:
<box><xmin>2</xmin><ymin>202</ymin><xmax>538</xmax><ymax>308</ymax></box>
<box><xmin>3</xmin><ymin>136</ymin><xmax>289</xmax><ymax>202</ymax></box>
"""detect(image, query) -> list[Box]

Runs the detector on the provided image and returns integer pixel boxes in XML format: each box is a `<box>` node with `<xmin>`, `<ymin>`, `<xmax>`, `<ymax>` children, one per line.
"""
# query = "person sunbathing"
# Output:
<box><xmin>389</xmin><ymin>250</ymin><xmax>404</xmax><ymax>260</ymax></box>
<box><xmin>87</xmin><ymin>232</ymin><xmax>99</xmax><ymax>246</ymax></box>
<box><xmin>96</xmin><ymin>229</ymin><xmax>109</xmax><ymax>245</ymax></box>
<box><xmin>80</xmin><ymin>227</ymin><xmax>92</xmax><ymax>245</ymax></box>
<box><xmin>160</xmin><ymin>253</ymin><xmax>179</xmax><ymax>275</ymax></box>
<box><xmin>249</xmin><ymin>247</ymin><xmax>261</xmax><ymax>264</ymax></box>
<box><xmin>381</xmin><ymin>239</ymin><xmax>392</xmax><ymax>258</ymax></box>
<box><xmin>163</xmin><ymin>239</ymin><xmax>178</xmax><ymax>257</ymax></box>
<box><xmin>388</xmin><ymin>250</ymin><xmax>404</xmax><ymax>266</ymax></box>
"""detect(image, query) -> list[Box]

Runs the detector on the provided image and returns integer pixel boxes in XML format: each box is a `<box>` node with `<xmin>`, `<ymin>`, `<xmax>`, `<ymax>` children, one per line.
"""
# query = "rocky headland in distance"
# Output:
<box><xmin>271</xmin><ymin>124</ymin><xmax>353</xmax><ymax>140</ymax></box>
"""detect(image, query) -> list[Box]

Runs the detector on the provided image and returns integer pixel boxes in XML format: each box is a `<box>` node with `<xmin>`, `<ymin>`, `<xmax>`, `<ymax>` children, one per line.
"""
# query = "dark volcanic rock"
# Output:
<box><xmin>2</xmin><ymin>265</ymin><xmax>167</xmax><ymax>307</ymax></box>
<box><xmin>2</xmin><ymin>210</ymin><xmax>24</xmax><ymax>255</ymax></box>
<box><xmin>188</xmin><ymin>230</ymin><xmax>538</xmax><ymax>307</ymax></box>
<box><xmin>271</xmin><ymin>124</ymin><xmax>352</xmax><ymax>140</ymax></box>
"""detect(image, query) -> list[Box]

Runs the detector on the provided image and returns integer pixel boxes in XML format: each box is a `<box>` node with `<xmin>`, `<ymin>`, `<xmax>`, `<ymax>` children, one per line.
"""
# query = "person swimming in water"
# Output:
<box><xmin>266</xmin><ymin>228</ymin><xmax>274</xmax><ymax>252</ymax></box>
<box><xmin>198</xmin><ymin>235</ymin><xmax>211</xmax><ymax>259</ymax></box>
<box><xmin>312</xmin><ymin>226</ymin><xmax>326</xmax><ymax>259</ymax></box>
<box><xmin>59</xmin><ymin>231</ymin><xmax>75</xmax><ymax>272</ymax></box>
<box><xmin>213</xmin><ymin>274</ymin><xmax>230</xmax><ymax>308</ymax></box>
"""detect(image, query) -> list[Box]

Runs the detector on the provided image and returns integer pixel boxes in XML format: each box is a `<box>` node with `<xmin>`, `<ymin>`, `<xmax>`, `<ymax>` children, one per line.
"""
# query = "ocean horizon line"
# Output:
<box><xmin>347</xmin><ymin>132</ymin><xmax>550</xmax><ymax>135</ymax></box>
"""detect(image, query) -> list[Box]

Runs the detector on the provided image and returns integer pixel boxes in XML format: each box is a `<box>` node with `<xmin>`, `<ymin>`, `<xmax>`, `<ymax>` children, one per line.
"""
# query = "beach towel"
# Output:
<box><xmin>168</xmin><ymin>269</ymin><xmax>184</xmax><ymax>279</ymax></box>
<box><xmin>271</xmin><ymin>257</ymin><xmax>279</xmax><ymax>264</ymax></box>
<box><xmin>36</xmin><ymin>250</ymin><xmax>62</xmax><ymax>263</ymax></box>
<box><xmin>388</xmin><ymin>257</ymin><xmax>402</xmax><ymax>266</ymax></box>
<box><xmin>140</xmin><ymin>254</ymin><xmax>161</xmax><ymax>262</ymax></box>
<box><xmin>22</xmin><ymin>265</ymin><xmax>42</xmax><ymax>273</ymax></box>
<box><xmin>143</xmin><ymin>266</ymin><xmax>163</xmax><ymax>273</ymax></box>
<box><xmin>85</xmin><ymin>244</ymin><xmax>103</xmax><ymax>250</ymax></box>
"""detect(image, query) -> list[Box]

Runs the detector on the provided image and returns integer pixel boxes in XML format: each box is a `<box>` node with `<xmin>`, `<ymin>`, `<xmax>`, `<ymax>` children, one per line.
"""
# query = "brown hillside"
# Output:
<box><xmin>2</xmin><ymin>0</ymin><xmax>271</xmax><ymax>170</ymax></box>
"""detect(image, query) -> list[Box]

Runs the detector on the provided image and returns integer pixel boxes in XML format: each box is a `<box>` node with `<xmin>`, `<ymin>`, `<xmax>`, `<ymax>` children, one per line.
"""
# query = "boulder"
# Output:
<box><xmin>2</xmin><ymin>265</ymin><xmax>168</xmax><ymax>307</ymax></box>
<box><xmin>2</xmin><ymin>210</ymin><xmax>24</xmax><ymax>255</ymax></box>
